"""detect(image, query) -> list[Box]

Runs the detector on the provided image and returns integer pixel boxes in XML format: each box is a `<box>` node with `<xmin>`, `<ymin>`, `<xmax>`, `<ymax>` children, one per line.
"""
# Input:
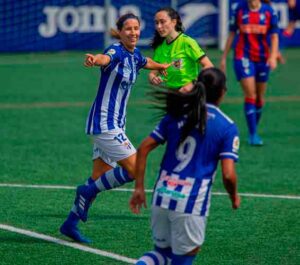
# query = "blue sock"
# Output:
<box><xmin>90</xmin><ymin>167</ymin><xmax>133</xmax><ymax>194</ymax></box>
<box><xmin>256</xmin><ymin>101</ymin><xmax>264</xmax><ymax>126</ymax></box>
<box><xmin>244</xmin><ymin>98</ymin><xmax>257</xmax><ymax>136</ymax></box>
<box><xmin>171</xmin><ymin>254</ymin><xmax>196</xmax><ymax>265</ymax></box>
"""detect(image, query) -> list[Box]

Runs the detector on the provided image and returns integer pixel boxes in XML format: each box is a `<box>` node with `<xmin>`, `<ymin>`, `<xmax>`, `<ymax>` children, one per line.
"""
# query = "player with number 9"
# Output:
<box><xmin>130</xmin><ymin>68</ymin><xmax>240</xmax><ymax>265</ymax></box>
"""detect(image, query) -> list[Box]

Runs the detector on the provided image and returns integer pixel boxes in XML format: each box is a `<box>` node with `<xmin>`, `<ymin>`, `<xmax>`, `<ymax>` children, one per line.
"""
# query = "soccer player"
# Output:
<box><xmin>220</xmin><ymin>0</ymin><xmax>279</xmax><ymax>146</ymax></box>
<box><xmin>59</xmin><ymin>13</ymin><xmax>171</xmax><ymax>243</ymax></box>
<box><xmin>130</xmin><ymin>68</ymin><xmax>240</xmax><ymax>265</ymax></box>
<box><xmin>283</xmin><ymin>0</ymin><xmax>300</xmax><ymax>37</ymax></box>
<box><xmin>149</xmin><ymin>7</ymin><xmax>213</xmax><ymax>93</ymax></box>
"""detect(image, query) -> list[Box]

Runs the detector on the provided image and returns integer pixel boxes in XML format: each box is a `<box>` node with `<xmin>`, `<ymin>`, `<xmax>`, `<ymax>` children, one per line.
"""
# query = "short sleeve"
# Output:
<box><xmin>184</xmin><ymin>38</ymin><xmax>206</xmax><ymax>62</ymax></box>
<box><xmin>229</xmin><ymin>4</ymin><xmax>239</xmax><ymax>32</ymax></box>
<box><xmin>268</xmin><ymin>7</ymin><xmax>279</xmax><ymax>34</ymax></box>
<box><xmin>219</xmin><ymin>124</ymin><xmax>239</xmax><ymax>162</ymax></box>
<box><xmin>149</xmin><ymin>115</ymin><xmax>171</xmax><ymax>144</ymax></box>
<box><xmin>103</xmin><ymin>45</ymin><xmax>121</xmax><ymax>70</ymax></box>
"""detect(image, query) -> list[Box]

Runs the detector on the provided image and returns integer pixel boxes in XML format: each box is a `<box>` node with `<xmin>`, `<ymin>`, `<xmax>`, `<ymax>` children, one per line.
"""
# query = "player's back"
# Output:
<box><xmin>151</xmin><ymin>104</ymin><xmax>239</xmax><ymax>215</ymax></box>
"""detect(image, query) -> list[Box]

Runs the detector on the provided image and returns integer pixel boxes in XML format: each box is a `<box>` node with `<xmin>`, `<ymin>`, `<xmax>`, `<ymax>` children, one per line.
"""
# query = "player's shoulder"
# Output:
<box><xmin>181</xmin><ymin>34</ymin><xmax>198</xmax><ymax>45</ymax></box>
<box><xmin>104</xmin><ymin>43</ymin><xmax>122</xmax><ymax>55</ymax></box>
<box><xmin>207</xmin><ymin>104</ymin><xmax>236</xmax><ymax>127</ymax></box>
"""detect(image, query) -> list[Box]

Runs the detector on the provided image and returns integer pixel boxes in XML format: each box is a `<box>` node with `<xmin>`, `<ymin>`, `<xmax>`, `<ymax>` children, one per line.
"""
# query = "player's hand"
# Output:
<box><xmin>220</xmin><ymin>57</ymin><xmax>227</xmax><ymax>74</ymax></box>
<box><xmin>267</xmin><ymin>56</ymin><xmax>277</xmax><ymax>71</ymax></box>
<box><xmin>230</xmin><ymin>193</ymin><xmax>241</xmax><ymax>210</ymax></box>
<box><xmin>129</xmin><ymin>188</ymin><xmax>147</xmax><ymax>214</ymax></box>
<box><xmin>84</xmin><ymin>53</ymin><xmax>97</xmax><ymax>67</ymax></box>
<box><xmin>160</xmin><ymin>62</ymin><xmax>173</xmax><ymax>75</ymax></box>
<box><xmin>149</xmin><ymin>75</ymin><xmax>163</xmax><ymax>86</ymax></box>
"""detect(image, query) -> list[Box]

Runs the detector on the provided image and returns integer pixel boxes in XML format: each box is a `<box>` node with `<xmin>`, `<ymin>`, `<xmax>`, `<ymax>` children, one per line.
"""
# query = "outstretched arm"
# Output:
<box><xmin>129</xmin><ymin>136</ymin><xmax>159</xmax><ymax>214</ymax></box>
<box><xmin>221</xmin><ymin>158</ymin><xmax>240</xmax><ymax>209</ymax></box>
<box><xmin>144</xmin><ymin>57</ymin><xmax>172</xmax><ymax>71</ymax></box>
<box><xmin>84</xmin><ymin>53</ymin><xmax>111</xmax><ymax>67</ymax></box>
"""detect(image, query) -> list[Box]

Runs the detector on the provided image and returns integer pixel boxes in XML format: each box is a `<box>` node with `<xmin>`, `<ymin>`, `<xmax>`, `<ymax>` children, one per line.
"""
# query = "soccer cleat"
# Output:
<box><xmin>248</xmin><ymin>134</ymin><xmax>264</xmax><ymax>146</ymax></box>
<box><xmin>60</xmin><ymin>222</ymin><xmax>91</xmax><ymax>243</ymax></box>
<box><xmin>75</xmin><ymin>185</ymin><xmax>96</xmax><ymax>222</ymax></box>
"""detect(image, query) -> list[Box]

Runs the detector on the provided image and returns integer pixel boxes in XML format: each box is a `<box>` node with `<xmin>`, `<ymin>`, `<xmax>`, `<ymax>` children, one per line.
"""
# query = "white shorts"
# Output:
<box><xmin>91</xmin><ymin>128</ymin><xmax>136</xmax><ymax>168</ymax></box>
<box><xmin>151</xmin><ymin>206</ymin><xmax>207</xmax><ymax>255</ymax></box>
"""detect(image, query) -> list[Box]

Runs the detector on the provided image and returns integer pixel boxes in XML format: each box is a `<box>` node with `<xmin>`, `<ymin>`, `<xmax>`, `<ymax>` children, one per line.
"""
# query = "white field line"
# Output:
<box><xmin>0</xmin><ymin>224</ymin><xmax>136</xmax><ymax>264</ymax></box>
<box><xmin>0</xmin><ymin>183</ymin><xmax>299</xmax><ymax>200</ymax></box>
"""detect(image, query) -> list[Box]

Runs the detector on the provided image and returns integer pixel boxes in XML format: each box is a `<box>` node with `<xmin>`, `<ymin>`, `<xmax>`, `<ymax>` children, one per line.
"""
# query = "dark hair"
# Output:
<box><xmin>150</xmin><ymin>67</ymin><xmax>227</xmax><ymax>142</ymax></box>
<box><xmin>198</xmin><ymin>68</ymin><xmax>227</xmax><ymax>104</ymax></box>
<box><xmin>261</xmin><ymin>0</ymin><xmax>271</xmax><ymax>4</ymax></box>
<box><xmin>150</xmin><ymin>83</ymin><xmax>206</xmax><ymax>143</ymax></box>
<box><xmin>151</xmin><ymin>7</ymin><xmax>185</xmax><ymax>50</ymax></box>
<box><xmin>111</xmin><ymin>13</ymin><xmax>140</xmax><ymax>39</ymax></box>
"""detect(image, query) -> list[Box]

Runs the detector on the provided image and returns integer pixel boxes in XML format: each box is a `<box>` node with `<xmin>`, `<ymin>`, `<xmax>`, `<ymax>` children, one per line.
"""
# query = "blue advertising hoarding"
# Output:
<box><xmin>0</xmin><ymin>0</ymin><xmax>299</xmax><ymax>52</ymax></box>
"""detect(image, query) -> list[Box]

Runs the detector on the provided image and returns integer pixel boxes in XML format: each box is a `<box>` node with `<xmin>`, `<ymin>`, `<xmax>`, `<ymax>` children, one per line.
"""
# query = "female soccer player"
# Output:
<box><xmin>149</xmin><ymin>7</ymin><xmax>213</xmax><ymax>93</ymax></box>
<box><xmin>60</xmin><ymin>13</ymin><xmax>171</xmax><ymax>243</ymax></box>
<box><xmin>130</xmin><ymin>68</ymin><xmax>240</xmax><ymax>265</ymax></box>
<box><xmin>220</xmin><ymin>0</ymin><xmax>279</xmax><ymax>145</ymax></box>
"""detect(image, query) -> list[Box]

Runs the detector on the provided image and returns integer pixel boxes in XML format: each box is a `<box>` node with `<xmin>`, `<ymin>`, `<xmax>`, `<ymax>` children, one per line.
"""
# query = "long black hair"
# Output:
<box><xmin>151</xmin><ymin>7</ymin><xmax>184</xmax><ymax>50</ymax></box>
<box><xmin>150</xmin><ymin>67</ymin><xmax>227</xmax><ymax>142</ymax></box>
<box><xmin>198</xmin><ymin>67</ymin><xmax>227</xmax><ymax>104</ymax></box>
<box><xmin>150</xmin><ymin>82</ymin><xmax>206</xmax><ymax>143</ymax></box>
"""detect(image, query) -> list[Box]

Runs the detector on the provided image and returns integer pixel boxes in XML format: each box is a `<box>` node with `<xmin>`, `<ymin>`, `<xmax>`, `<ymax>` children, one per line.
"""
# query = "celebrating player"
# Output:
<box><xmin>59</xmin><ymin>13</ymin><xmax>171</xmax><ymax>243</ymax></box>
<box><xmin>220</xmin><ymin>0</ymin><xmax>279</xmax><ymax>145</ymax></box>
<box><xmin>149</xmin><ymin>7</ymin><xmax>213</xmax><ymax>93</ymax></box>
<box><xmin>130</xmin><ymin>68</ymin><xmax>240</xmax><ymax>265</ymax></box>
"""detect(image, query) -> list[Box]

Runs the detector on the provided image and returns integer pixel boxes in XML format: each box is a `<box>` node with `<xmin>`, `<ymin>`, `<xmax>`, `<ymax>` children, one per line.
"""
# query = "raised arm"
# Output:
<box><xmin>129</xmin><ymin>136</ymin><xmax>159</xmax><ymax>214</ymax></box>
<box><xmin>84</xmin><ymin>53</ymin><xmax>111</xmax><ymax>67</ymax></box>
<box><xmin>221</xmin><ymin>158</ymin><xmax>240</xmax><ymax>209</ymax></box>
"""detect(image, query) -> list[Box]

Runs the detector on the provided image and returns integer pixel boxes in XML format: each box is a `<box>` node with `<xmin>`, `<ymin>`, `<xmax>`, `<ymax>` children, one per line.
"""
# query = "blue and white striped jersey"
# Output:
<box><xmin>150</xmin><ymin>104</ymin><xmax>240</xmax><ymax>216</ymax></box>
<box><xmin>86</xmin><ymin>43</ymin><xmax>147</xmax><ymax>135</ymax></box>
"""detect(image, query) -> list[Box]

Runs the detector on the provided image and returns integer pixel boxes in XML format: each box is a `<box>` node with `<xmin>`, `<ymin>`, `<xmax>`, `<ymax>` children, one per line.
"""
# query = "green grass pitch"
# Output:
<box><xmin>0</xmin><ymin>49</ymin><xmax>299</xmax><ymax>264</ymax></box>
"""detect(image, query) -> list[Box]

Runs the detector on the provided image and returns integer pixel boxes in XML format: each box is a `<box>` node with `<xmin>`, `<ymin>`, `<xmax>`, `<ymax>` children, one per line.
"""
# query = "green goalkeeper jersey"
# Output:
<box><xmin>153</xmin><ymin>33</ymin><xmax>206</xmax><ymax>89</ymax></box>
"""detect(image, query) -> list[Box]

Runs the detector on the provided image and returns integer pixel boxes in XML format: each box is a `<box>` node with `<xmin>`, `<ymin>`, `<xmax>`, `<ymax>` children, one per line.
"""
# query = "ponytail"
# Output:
<box><xmin>150</xmin><ymin>84</ymin><xmax>206</xmax><ymax>142</ymax></box>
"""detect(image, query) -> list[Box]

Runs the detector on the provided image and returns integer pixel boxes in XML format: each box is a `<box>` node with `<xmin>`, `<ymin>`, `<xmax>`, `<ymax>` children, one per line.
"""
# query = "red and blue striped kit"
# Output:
<box><xmin>230</xmin><ymin>2</ymin><xmax>278</xmax><ymax>62</ymax></box>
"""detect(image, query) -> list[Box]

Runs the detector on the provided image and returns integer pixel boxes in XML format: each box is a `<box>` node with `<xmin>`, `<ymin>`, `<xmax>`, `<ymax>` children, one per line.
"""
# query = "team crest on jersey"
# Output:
<box><xmin>233</xmin><ymin>136</ymin><xmax>240</xmax><ymax>152</ymax></box>
<box><xmin>107</xmin><ymin>49</ymin><xmax>116</xmax><ymax>55</ymax></box>
<box><xmin>173</xmin><ymin>59</ymin><xmax>183</xmax><ymax>69</ymax></box>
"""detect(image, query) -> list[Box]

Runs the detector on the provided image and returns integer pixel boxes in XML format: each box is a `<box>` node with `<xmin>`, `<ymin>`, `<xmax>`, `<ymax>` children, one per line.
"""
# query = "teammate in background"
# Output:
<box><xmin>220</xmin><ymin>0</ymin><xmax>279</xmax><ymax>146</ymax></box>
<box><xmin>60</xmin><ymin>13</ymin><xmax>171</xmax><ymax>243</ymax></box>
<box><xmin>149</xmin><ymin>7</ymin><xmax>213</xmax><ymax>93</ymax></box>
<box><xmin>130</xmin><ymin>68</ymin><xmax>240</xmax><ymax>265</ymax></box>
<box><xmin>283</xmin><ymin>0</ymin><xmax>300</xmax><ymax>37</ymax></box>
